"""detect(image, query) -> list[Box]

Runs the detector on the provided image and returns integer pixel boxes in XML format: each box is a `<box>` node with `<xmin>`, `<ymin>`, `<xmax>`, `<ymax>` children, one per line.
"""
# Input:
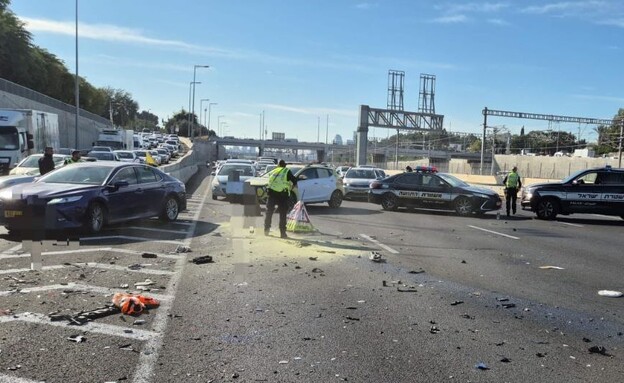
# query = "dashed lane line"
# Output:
<box><xmin>80</xmin><ymin>235</ymin><xmax>186</xmax><ymax>245</ymax></box>
<box><xmin>360</xmin><ymin>234</ymin><xmax>399</xmax><ymax>254</ymax></box>
<box><xmin>0</xmin><ymin>374</ymin><xmax>44</xmax><ymax>383</ymax></box>
<box><xmin>468</xmin><ymin>225</ymin><xmax>520</xmax><ymax>240</ymax></box>
<box><xmin>0</xmin><ymin>312</ymin><xmax>159</xmax><ymax>341</ymax></box>
<box><xmin>0</xmin><ymin>247</ymin><xmax>113</xmax><ymax>260</ymax></box>
<box><xmin>558</xmin><ymin>221</ymin><xmax>584</xmax><ymax>228</ymax></box>
<box><xmin>0</xmin><ymin>283</ymin><xmax>171</xmax><ymax>302</ymax></box>
<box><xmin>0</xmin><ymin>263</ymin><xmax>175</xmax><ymax>276</ymax></box>
<box><xmin>132</xmin><ymin>178</ymin><xmax>211</xmax><ymax>383</ymax></box>
<box><xmin>122</xmin><ymin>226</ymin><xmax>188</xmax><ymax>234</ymax></box>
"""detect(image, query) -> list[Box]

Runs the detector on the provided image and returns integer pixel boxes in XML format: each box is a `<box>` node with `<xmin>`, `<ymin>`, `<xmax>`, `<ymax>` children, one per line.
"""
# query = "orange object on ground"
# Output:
<box><xmin>112</xmin><ymin>292</ymin><xmax>159</xmax><ymax>315</ymax></box>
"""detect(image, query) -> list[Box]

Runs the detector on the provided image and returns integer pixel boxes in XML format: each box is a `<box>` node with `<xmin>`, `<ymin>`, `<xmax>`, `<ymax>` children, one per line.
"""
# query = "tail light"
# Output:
<box><xmin>370</xmin><ymin>181</ymin><xmax>382</xmax><ymax>189</ymax></box>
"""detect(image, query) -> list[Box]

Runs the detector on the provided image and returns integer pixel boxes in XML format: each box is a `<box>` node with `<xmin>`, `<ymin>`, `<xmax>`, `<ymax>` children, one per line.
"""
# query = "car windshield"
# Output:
<box><xmin>218</xmin><ymin>164</ymin><xmax>254</xmax><ymax>176</ymax></box>
<box><xmin>18</xmin><ymin>155</ymin><xmax>42</xmax><ymax>167</ymax></box>
<box><xmin>116</xmin><ymin>152</ymin><xmax>133</xmax><ymax>159</ymax></box>
<box><xmin>37</xmin><ymin>165</ymin><xmax>113</xmax><ymax>185</ymax></box>
<box><xmin>436</xmin><ymin>173</ymin><xmax>469</xmax><ymax>187</ymax></box>
<box><xmin>345</xmin><ymin>169</ymin><xmax>376</xmax><ymax>179</ymax></box>
<box><xmin>89</xmin><ymin>152</ymin><xmax>115</xmax><ymax>161</ymax></box>
<box><xmin>561</xmin><ymin>169</ymin><xmax>590</xmax><ymax>184</ymax></box>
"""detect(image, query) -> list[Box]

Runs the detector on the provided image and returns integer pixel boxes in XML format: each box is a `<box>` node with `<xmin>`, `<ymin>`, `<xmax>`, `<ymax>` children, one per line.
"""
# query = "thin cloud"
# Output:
<box><xmin>521</xmin><ymin>1</ymin><xmax>609</xmax><ymax>15</ymax></box>
<box><xmin>355</xmin><ymin>2</ymin><xmax>377</xmax><ymax>10</ymax></box>
<box><xmin>438</xmin><ymin>2</ymin><xmax>509</xmax><ymax>14</ymax></box>
<box><xmin>599</xmin><ymin>18</ymin><xmax>624</xmax><ymax>28</ymax></box>
<box><xmin>431</xmin><ymin>14</ymin><xmax>469</xmax><ymax>24</ymax></box>
<box><xmin>487</xmin><ymin>18</ymin><xmax>510</xmax><ymax>25</ymax></box>
<box><xmin>256</xmin><ymin>103</ymin><xmax>357</xmax><ymax>118</ymax></box>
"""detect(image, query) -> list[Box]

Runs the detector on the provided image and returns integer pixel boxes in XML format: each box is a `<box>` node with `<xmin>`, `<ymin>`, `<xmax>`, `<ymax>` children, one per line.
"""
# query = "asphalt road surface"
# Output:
<box><xmin>1</xmin><ymin>166</ymin><xmax>623</xmax><ymax>382</ymax></box>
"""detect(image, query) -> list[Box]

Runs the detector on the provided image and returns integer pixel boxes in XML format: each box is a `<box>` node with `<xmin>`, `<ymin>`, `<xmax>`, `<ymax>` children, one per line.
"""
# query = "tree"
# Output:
<box><xmin>594</xmin><ymin>108</ymin><xmax>624</xmax><ymax>155</ymax></box>
<box><xmin>467</xmin><ymin>139</ymin><xmax>482</xmax><ymax>153</ymax></box>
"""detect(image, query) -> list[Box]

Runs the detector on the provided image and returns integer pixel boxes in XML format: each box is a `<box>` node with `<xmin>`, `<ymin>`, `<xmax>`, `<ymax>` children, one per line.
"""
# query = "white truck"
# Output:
<box><xmin>0</xmin><ymin>109</ymin><xmax>60</xmax><ymax>175</ymax></box>
<box><xmin>94</xmin><ymin>128</ymin><xmax>134</xmax><ymax>150</ymax></box>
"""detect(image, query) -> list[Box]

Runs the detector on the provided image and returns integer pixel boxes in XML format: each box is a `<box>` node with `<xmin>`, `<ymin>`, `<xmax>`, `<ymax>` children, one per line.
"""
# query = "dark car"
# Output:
<box><xmin>368</xmin><ymin>166</ymin><xmax>502</xmax><ymax>215</ymax></box>
<box><xmin>0</xmin><ymin>162</ymin><xmax>187</xmax><ymax>233</ymax></box>
<box><xmin>521</xmin><ymin>166</ymin><xmax>624</xmax><ymax>220</ymax></box>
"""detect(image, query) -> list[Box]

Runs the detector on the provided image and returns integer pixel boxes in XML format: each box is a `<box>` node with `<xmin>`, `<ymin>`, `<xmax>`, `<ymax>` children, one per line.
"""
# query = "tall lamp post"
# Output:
<box><xmin>208</xmin><ymin>103</ymin><xmax>217</xmax><ymax>134</ymax></box>
<box><xmin>217</xmin><ymin>115</ymin><xmax>225</xmax><ymax>136</ymax></box>
<box><xmin>74</xmin><ymin>0</ymin><xmax>79</xmax><ymax>148</ymax></box>
<box><xmin>187</xmin><ymin>81</ymin><xmax>200</xmax><ymax>137</ymax></box>
<box><xmin>199</xmin><ymin>98</ymin><xmax>210</xmax><ymax>137</ymax></box>
<box><xmin>191</xmin><ymin>65</ymin><xmax>210</xmax><ymax>140</ymax></box>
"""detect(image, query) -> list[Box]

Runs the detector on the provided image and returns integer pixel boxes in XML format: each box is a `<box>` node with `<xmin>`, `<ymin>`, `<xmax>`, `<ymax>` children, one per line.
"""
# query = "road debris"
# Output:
<box><xmin>598</xmin><ymin>290</ymin><xmax>623</xmax><ymax>298</ymax></box>
<box><xmin>308</xmin><ymin>257</ymin><xmax>318</xmax><ymax>261</ymax></box>
<box><xmin>501</xmin><ymin>303</ymin><xmax>516</xmax><ymax>309</ymax></box>
<box><xmin>429</xmin><ymin>326</ymin><xmax>440</xmax><ymax>334</ymax></box>
<box><xmin>397</xmin><ymin>287</ymin><xmax>417</xmax><ymax>292</ymax></box>
<box><xmin>134</xmin><ymin>279</ymin><xmax>155</xmax><ymax>287</ymax></box>
<box><xmin>190</xmin><ymin>255</ymin><xmax>213</xmax><ymax>264</ymax></box>
<box><xmin>311</xmin><ymin>268</ymin><xmax>324</xmax><ymax>273</ymax></box>
<box><xmin>128</xmin><ymin>264</ymin><xmax>144</xmax><ymax>270</ymax></box>
<box><xmin>475</xmin><ymin>362</ymin><xmax>490</xmax><ymax>370</ymax></box>
<box><xmin>345</xmin><ymin>316</ymin><xmax>360</xmax><ymax>321</ymax></box>
<box><xmin>141</xmin><ymin>252</ymin><xmax>157</xmax><ymax>259</ymax></box>
<box><xmin>67</xmin><ymin>335</ymin><xmax>86</xmax><ymax>343</ymax></box>
<box><xmin>49</xmin><ymin>305</ymin><xmax>120</xmax><ymax>325</ymax></box>
<box><xmin>369</xmin><ymin>251</ymin><xmax>383</xmax><ymax>263</ymax></box>
<box><xmin>539</xmin><ymin>266</ymin><xmax>565</xmax><ymax>270</ymax></box>
<box><xmin>500</xmin><ymin>357</ymin><xmax>511</xmax><ymax>363</ymax></box>
<box><xmin>588</xmin><ymin>346</ymin><xmax>610</xmax><ymax>356</ymax></box>
<box><xmin>175</xmin><ymin>245</ymin><xmax>192</xmax><ymax>253</ymax></box>
<box><xmin>112</xmin><ymin>293</ymin><xmax>160</xmax><ymax>316</ymax></box>
<box><xmin>408</xmin><ymin>269</ymin><xmax>425</xmax><ymax>274</ymax></box>
<box><xmin>450</xmin><ymin>301</ymin><xmax>464</xmax><ymax>306</ymax></box>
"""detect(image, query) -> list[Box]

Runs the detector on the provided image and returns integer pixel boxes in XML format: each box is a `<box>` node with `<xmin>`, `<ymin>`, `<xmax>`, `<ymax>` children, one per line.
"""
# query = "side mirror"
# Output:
<box><xmin>298</xmin><ymin>175</ymin><xmax>308</xmax><ymax>180</ymax></box>
<box><xmin>108</xmin><ymin>180</ymin><xmax>129</xmax><ymax>191</ymax></box>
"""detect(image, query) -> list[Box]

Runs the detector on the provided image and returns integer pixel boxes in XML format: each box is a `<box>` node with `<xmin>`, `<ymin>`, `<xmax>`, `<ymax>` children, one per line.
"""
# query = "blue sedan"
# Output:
<box><xmin>0</xmin><ymin>162</ymin><xmax>187</xmax><ymax>233</ymax></box>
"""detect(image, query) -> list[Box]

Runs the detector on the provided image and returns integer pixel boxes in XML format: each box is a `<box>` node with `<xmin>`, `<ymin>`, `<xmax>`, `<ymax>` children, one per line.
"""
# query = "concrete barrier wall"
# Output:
<box><xmin>494</xmin><ymin>155</ymin><xmax>619</xmax><ymax>179</ymax></box>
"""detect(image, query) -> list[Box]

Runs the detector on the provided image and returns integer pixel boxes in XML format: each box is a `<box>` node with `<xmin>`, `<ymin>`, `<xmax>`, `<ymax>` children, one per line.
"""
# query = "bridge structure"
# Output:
<box><xmin>212</xmin><ymin>137</ymin><xmax>344</xmax><ymax>161</ymax></box>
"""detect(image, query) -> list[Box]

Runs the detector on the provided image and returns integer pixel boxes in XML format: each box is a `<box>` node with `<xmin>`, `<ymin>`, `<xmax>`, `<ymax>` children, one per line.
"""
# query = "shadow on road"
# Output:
<box><xmin>305</xmin><ymin>205</ymin><xmax>382</xmax><ymax>216</ymax></box>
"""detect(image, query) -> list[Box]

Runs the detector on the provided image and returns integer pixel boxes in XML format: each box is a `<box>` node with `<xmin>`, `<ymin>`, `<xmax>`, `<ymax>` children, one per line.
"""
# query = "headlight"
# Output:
<box><xmin>473</xmin><ymin>193</ymin><xmax>489</xmax><ymax>199</ymax></box>
<box><xmin>48</xmin><ymin>195</ymin><xmax>83</xmax><ymax>205</ymax></box>
<box><xmin>0</xmin><ymin>189</ymin><xmax>14</xmax><ymax>200</ymax></box>
<box><xmin>344</xmin><ymin>183</ymin><xmax>350</xmax><ymax>187</ymax></box>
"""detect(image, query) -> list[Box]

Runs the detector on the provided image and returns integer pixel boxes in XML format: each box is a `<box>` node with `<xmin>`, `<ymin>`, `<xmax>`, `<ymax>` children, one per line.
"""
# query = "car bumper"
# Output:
<box><xmin>344</xmin><ymin>186</ymin><xmax>370</xmax><ymax>198</ymax></box>
<box><xmin>476</xmin><ymin>196</ymin><xmax>502</xmax><ymax>212</ymax></box>
<box><xmin>0</xmin><ymin>199</ymin><xmax>88</xmax><ymax>231</ymax></box>
<box><xmin>368</xmin><ymin>191</ymin><xmax>382</xmax><ymax>204</ymax></box>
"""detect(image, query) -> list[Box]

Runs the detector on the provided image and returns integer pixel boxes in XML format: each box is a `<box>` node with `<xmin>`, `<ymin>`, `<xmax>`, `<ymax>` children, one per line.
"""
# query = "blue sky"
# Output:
<box><xmin>9</xmin><ymin>0</ymin><xmax>624</xmax><ymax>143</ymax></box>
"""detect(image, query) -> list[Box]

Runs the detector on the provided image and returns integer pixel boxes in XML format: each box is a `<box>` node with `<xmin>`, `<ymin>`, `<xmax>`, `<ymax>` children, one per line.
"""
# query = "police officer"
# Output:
<box><xmin>64</xmin><ymin>150</ymin><xmax>83</xmax><ymax>165</ymax></box>
<box><xmin>503</xmin><ymin>166</ymin><xmax>522</xmax><ymax>216</ymax></box>
<box><xmin>264</xmin><ymin>160</ymin><xmax>297</xmax><ymax>238</ymax></box>
<box><xmin>38</xmin><ymin>146</ymin><xmax>55</xmax><ymax>175</ymax></box>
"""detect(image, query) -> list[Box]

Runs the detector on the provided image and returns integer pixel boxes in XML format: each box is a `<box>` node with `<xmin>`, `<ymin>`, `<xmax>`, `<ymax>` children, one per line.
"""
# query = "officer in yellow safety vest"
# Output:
<box><xmin>64</xmin><ymin>150</ymin><xmax>83</xmax><ymax>165</ymax></box>
<box><xmin>264</xmin><ymin>160</ymin><xmax>298</xmax><ymax>238</ymax></box>
<box><xmin>503</xmin><ymin>166</ymin><xmax>522</xmax><ymax>216</ymax></box>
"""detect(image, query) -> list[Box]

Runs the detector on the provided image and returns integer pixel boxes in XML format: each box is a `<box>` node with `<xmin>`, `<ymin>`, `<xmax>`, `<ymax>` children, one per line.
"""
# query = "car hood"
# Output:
<box><xmin>9</xmin><ymin>167</ymin><xmax>38</xmax><ymax>176</ymax></box>
<box><xmin>525</xmin><ymin>182</ymin><xmax>564</xmax><ymax>189</ymax></box>
<box><xmin>1</xmin><ymin>182</ymin><xmax>98</xmax><ymax>200</ymax></box>
<box><xmin>462</xmin><ymin>185</ymin><xmax>499</xmax><ymax>196</ymax></box>
<box><xmin>343</xmin><ymin>178</ymin><xmax>375</xmax><ymax>185</ymax></box>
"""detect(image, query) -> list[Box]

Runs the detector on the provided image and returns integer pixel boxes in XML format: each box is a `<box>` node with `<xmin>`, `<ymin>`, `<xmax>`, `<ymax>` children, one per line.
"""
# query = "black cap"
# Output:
<box><xmin>278</xmin><ymin>160</ymin><xmax>286</xmax><ymax>167</ymax></box>
<box><xmin>72</xmin><ymin>150</ymin><xmax>81</xmax><ymax>154</ymax></box>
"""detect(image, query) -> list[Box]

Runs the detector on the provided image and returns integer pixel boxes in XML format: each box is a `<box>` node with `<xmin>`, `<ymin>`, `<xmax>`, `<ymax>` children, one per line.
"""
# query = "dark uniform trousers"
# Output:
<box><xmin>505</xmin><ymin>187</ymin><xmax>519</xmax><ymax>215</ymax></box>
<box><xmin>264</xmin><ymin>189</ymin><xmax>290</xmax><ymax>234</ymax></box>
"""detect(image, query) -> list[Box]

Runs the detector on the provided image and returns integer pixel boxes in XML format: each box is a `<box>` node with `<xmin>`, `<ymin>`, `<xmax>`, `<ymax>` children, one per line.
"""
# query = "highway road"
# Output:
<box><xmin>0</xmin><ymin>165</ymin><xmax>623</xmax><ymax>382</ymax></box>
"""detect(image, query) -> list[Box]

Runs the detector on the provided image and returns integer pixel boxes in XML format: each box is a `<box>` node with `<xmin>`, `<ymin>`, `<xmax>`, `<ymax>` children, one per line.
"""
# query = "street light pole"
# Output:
<box><xmin>187</xmin><ymin>81</ymin><xmax>200</xmax><ymax>137</ymax></box>
<box><xmin>217</xmin><ymin>115</ymin><xmax>225</xmax><ymax>136</ymax></box>
<box><xmin>208</xmin><ymin>103</ymin><xmax>217</xmax><ymax>134</ymax></box>
<box><xmin>199</xmin><ymin>98</ymin><xmax>209</xmax><ymax>137</ymax></box>
<box><xmin>191</xmin><ymin>65</ymin><xmax>210</xmax><ymax>140</ymax></box>
<box><xmin>74</xmin><ymin>0</ymin><xmax>79</xmax><ymax>148</ymax></box>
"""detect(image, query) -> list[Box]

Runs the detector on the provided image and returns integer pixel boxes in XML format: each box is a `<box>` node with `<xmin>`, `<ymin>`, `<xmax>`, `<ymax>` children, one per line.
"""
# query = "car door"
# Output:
<box><xmin>598</xmin><ymin>171</ymin><xmax>624</xmax><ymax>215</ymax></box>
<box><xmin>565</xmin><ymin>171</ymin><xmax>603</xmax><ymax>214</ymax></box>
<box><xmin>315</xmin><ymin>168</ymin><xmax>335</xmax><ymax>201</ymax></box>
<box><xmin>419</xmin><ymin>173</ymin><xmax>453</xmax><ymax>208</ymax></box>
<box><xmin>135</xmin><ymin>165</ymin><xmax>166</xmax><ymax>217</ymax></box>
<box><xmin>392</xmin><ymin>173</ymin><xmax>422</xmax><ymax>206</ymax></box>
<box><xmin>296</xmin><ymin>168</ymin><xmax>320</xmax><ymax>202</ymax></box>
<box><xmin>105</xmin><ymin>166</ymin><xmax>141</xmax><ymax>222</ymax></box>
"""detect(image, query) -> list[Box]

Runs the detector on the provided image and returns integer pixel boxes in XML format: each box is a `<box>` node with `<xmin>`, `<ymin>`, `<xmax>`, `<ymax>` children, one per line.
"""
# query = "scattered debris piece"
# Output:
<box><xmin>67</xmin><ymin>335</ymin><xmax>86</xmax><ymax>343</ymax></box>
<box><xmin>308</xmin><ymin>257</ymin><xmax>318</xmax><ymax>261</ymax></box>
<box><xmin>397</xmin><ymin>287</ymin><xmax>417</xmax><ymax>292</ymax></box>
<box><xmin>369</xmin><ymin>251</ymin><xmax>383</xmax><ymax>263</ymax></box>
<box><xmin>450</xmin><ymin>301</ymin><xmax>464</xmax><ymax>306</ymax></box>
<box><xmin>500</xmin><ymin>357</ymin><xmax>511</xmax><ymax>363</ymax></box>
<box><xmin>539</xmin><ymin>266</ymin><xmax>564</xmax><ymax>270</ymax></box>
<box><xmin>175</xmin><ymin>245</ymin><xmax>192</xmax><ymax>253</ymax></box>
<box><xmin>460</xmin><ymin>314</ymin><xmax>474</xmax><ymax>320</ymax></box>
<box><xmin>50</xmin><ymin>305</ymin><xmax>120</xmax><ymax>325</ymax></box>
<box><xmin>134</xmin><ymin>279</ymin><xmax>155</xmax><ymax>287</ymax></box>
<box><xmin>190</xmin><ymin>256</ymin><xmax>213</xmax><ymax>264</ymax></box>
<box><xmin>382</xmin><ymin>280</ymin><xmax>387</xmax><ymax>287</ymax></box>
<box><xmin>133</xmin><ymin>319</ymin><xmax>146</xmax><ymax>326</ymax></box>
<box><xmin>120</xmin><ymin>284</ymin><xmax>129</xmax><ymax>289</ymax></box>
<box><xmin>112</xmin><ymin>293</ymin><xmax>160</xmax><ymax>316</ymax></box>
<box><xmin>461</xmin><ymin>260</ymin><xmax>467</xmax><ymax>264</ymax></box>
<box><xmin>311</xmin><ymin>268</ymin><xmax>324</xmax><ymax>273</ymax></box>
<box><xmin>475</xmin><ymin>362</ymin><xmax>489</xmax><ymax>370</ymax></box>
<box><xmin>408</xmin><ymin>269</ymin><xmax>425</xmax><ymax>274</ymax></box>
<box><xmin>583</xmin><ymin>337</ymin><xmax>592</xmax><ymax>343</ymax></box>
<box><xmin>141</xmin><ymin>252</ymin><xmax>157</xmax><ymax>259</ymax></box>
<box><xmin>496</xmin><ymin>297</ymin><xmax>509</xmax><ymax>302</ymax></box>
<box><xmin>296</xmin><ymin>242</ymin><xmax>312</xmax><ymax>248</ymax></box>
<box><xmin>345</xmin><ymin>307</ymin><xmax>357</xmax><ymax>310</ymax></box>
<box><xmin>345</xmin><ymin>316</ymin><xmax>360</xmax><ymax>321</ymax></box>
<box><xmin>278</xmin><ymin>360</ymin><xmax>289</xmax><ymax>364</ymax></box>
<box><xmin>598</xmin><ymin>290</ymin><xmax>623</xmax><ymax>298</ymax></box>
<box><xmin>588</xmin><ymin>346</ymin><xmax>609</xmax><ymax>356</ymax></box>
<box><xmin>536</xmin><ymin>353</ymin><xmax>547</xmax><ymax>358</ymax></box>
<box><xmin>429</xmin><ymin>326</ymin><xmax>440</xmax><ymax>334</ymax></box>
<box><xmin>318</xmin><ymin>250</ymin><xmax>336</xmax><ymax>254</ymax></box>
<box><xmin>501</xmin><ymin>303</ymin><xmax>516</xmax><ymax>309</ymax></box>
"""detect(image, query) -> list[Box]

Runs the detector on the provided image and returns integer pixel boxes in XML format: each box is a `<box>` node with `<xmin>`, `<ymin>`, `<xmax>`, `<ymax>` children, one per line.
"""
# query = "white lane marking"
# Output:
<box><xmin>123</xmin><ymin>226</ymin><xmax>188</xmax><ymax>234</ymax></box>
<box><xmin>0</xmin><ymin>263</ymin><xmax>174</xmax><ymax>276</ymax></box>
<box><xmin>0</xmin><ymin>283</ymin><xmax>171</xmax><ymax>301</ymax></box>
<box><xmin>0</xmin><ymin>312</ymin><xmax>158</xmax><ymax>341</ymax></box>
<box><xmin>0</xmin><ymin>265</ymin><xmax>66</xmax><ymax>275</ymax></box>
<box><xmin>81</xmin><ymin>235</ymin><xmax>185</xmax><ymax>245</ymax></box>
<box><xmin>360</xmin><ymin>234</ymin><xmax>399</xmax><ymax>254</ymax></box>
<box><xmin>107</xmin><ymin>248</ymin><xmax>184</xmax><ymax>260</ymax></box>
<box><xmin>0</xmin><ymin>373</ymin><xmax>44</xmax><ymax>383</ymax></box>
<box><xmin>468</xmin><ymin>225</ymin><xmax>520</xmax><ymax>240</ymax></box>
<box><xmin>132</xmin><ymin>178</ymin><xmax>209</xmax><ymax>383</ymax></box>
<box><xmin>558</xmin><ymin>221</ymin><xmax>584</xmax><ymax>228</ymax></box>
<box><xmin>591</xmin><ymin>214</ymin><xmax>622</xmax><ymax>220</ymax></box>
<box><xmin>1</xmin><ymin>243</ymin><xmax>23</xmax><ymax>254</ymax></box>
<box><xmin>0</xmin><ymin>247</ymin><xmax>113</xmax><ymax>260</ymax></box>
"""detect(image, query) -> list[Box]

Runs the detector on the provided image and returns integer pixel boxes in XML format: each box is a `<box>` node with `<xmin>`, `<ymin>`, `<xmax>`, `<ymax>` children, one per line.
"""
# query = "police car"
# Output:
<box><xmin>521</xmin><ymin>166</ymin><xmax>624</xmax><ymax>220</ymax></box>
<box><xmin>368</xmin><ymin>166</ymin><xmax>502</xmax><ymax>216</ymax></box>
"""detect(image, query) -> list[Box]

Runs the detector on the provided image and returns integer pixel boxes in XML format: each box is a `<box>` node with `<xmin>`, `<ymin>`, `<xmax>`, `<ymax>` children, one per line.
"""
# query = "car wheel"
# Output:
<box><xmin>212</xmin><ymin>194</ymin><xmax>218</xmax><ymax>200</ymax></box>
<box><xmin>381</xmin><ymin>193</ymin><xmax>398</xmax><ymax>211</ymax></box>
<box><xmin>454</xmin><ymin>197</ymin><xmax>473</xmax><ymax>216</ymax></box>
<box><xmin>328</xmin><ymin>190</ymin><xmax>343</xmax><ymax>208</ymax></box>
<box><xmin>85</xmin><ymin>202</ymin><xmax>106</xmax><ymax>233</ymax></box>
<box><xmin>536</xmin><ymin>198</ymin><xmax>558</xmax><ymax>220</ymax></box>
<box><xmin>160</xmin><ymin>195</ymin><xmax>180</xmax><ymax>222</ymax></box>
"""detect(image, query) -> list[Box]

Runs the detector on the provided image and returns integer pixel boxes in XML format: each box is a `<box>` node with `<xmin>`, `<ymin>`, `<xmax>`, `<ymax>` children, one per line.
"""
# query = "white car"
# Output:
<box><xmin>114</xmin><ymin>150</ymin><xmax>141</xmax><ymax>163</ymax></box>
<box><xmin>9</xmin><ymin>154</ymin><xmax>68</xmax><ymax>175</ymax></box>
<box><xmin>211</xmin><ymin>163</ymin><xmax>256</xmax><ymax>200</ymax></box>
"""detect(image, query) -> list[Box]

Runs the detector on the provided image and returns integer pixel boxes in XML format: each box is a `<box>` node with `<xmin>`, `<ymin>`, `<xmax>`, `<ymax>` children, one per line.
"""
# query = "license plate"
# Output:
<box><xmin>4</xmin><ymin>210</ymin><xmax>23</xmax><ymax>218</ymax></box>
